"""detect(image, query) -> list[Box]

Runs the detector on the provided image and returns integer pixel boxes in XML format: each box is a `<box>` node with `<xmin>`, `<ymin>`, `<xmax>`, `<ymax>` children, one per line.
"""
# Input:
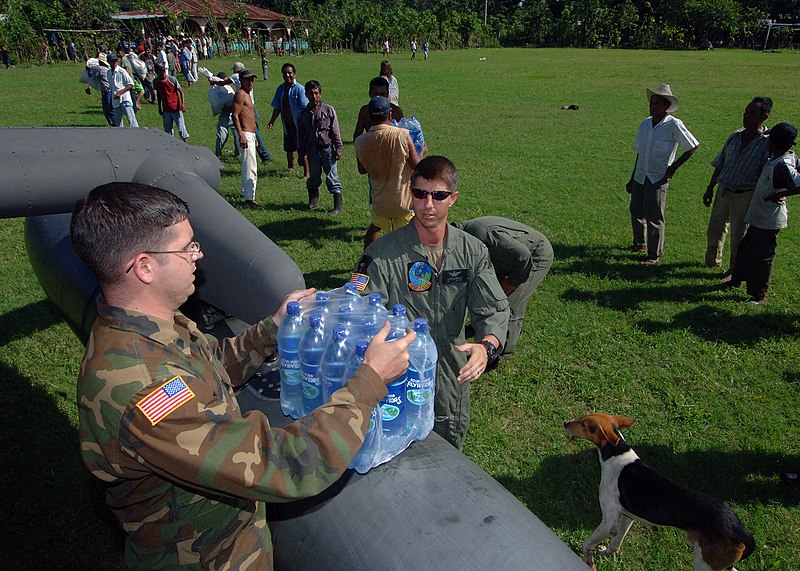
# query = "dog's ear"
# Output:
<box><xmin>613</xmin><ymin>416</ymin><xmax>637</xmax><ymax>430</ymax></box>
<box><xmin>596</xmin><ymin>423</ymin><xmax>620</xmax><ymax>446</ymax></box>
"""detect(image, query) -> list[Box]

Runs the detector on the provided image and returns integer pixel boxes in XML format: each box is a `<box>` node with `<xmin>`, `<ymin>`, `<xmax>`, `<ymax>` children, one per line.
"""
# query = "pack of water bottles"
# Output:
<box><xmin>276</xmin><ymin>283</ymin><xmax>437</xmax><ymax>473</ymax></box>
<box><xmin>392</xmin><ymin>116</ymin><xmax>425</xmax><ymax>155</ymax></box>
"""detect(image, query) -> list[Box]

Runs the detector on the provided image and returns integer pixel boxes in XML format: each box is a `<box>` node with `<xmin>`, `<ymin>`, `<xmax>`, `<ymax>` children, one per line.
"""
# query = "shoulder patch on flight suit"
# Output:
<box><xmin>441</xmin><ymin>268</ymin><xmax>469</xmax><ymax>285</ymax></box>
<box><xmin>350</xmin><ymin>273</ymin><xmax>370</xmax><ymax>291</ymax></box>
<box><xmin>136</xmin><ymin>376</ymin><xmax>195</xmax><ymax>426</ymax></box>
<box><xmin>408</xmin><ymin>261</ymin><xmax>433</xmax><ymax>292</ymax></box>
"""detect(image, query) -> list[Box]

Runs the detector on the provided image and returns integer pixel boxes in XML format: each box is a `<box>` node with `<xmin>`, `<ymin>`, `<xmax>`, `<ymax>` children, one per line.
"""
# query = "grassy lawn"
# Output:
<box><xmin>1</xmin><ymin>47</ymin><xmax>799</xmax><ymax>569</ymax></box>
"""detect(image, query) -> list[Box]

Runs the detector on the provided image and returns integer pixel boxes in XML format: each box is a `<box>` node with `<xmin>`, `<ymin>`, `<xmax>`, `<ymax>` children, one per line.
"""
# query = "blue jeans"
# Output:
<box><xmin>306</xmin><ymin>147</ymin><xmax>342</xmax><ymax>195</ymax></box>
<box><xmin>101</xmin><ymin>89</ymin><xmax>114</xmax><ymax>126</ymax></box>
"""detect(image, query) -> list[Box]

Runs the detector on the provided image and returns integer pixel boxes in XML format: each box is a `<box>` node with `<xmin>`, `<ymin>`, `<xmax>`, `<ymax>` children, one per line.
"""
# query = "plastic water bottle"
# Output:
<box><xmin>398</xmin><ymin>116</ymin><xmax>425</xmax><ymax>154</ymax></box>
<box><xmin>406</xmin><ymin>318</ymin><xmax>437</xmax><ymax>439</ymax></box>
<box><xmin>389</xmin><ymin>304</ymin><xmax>411</xmax><ymax>339</ymax></box>
<box><xmin>328</xmin><ymin>282</ymin><xmax>363</xmax><ymax>309</ymax></box>
<box><xmin>347</xmin><ymin>342</ymin><xmax>383</xmax><ymax>473</ymax></box>
<box><xmin>366</xmin><ymin>293</ymin><xmax>390</xmax><ymax>327</ymax></box>
<box><xmin>299</xmin><ymin>314</ymin><xmax>326</xmax><ymax>415</ymax></box>
<box><xmin>277</xmin><ymin>301</ymin><xmax>304</xmax><ymax>419</ymax></box>
<box><xmin>380</xmin><ymin>305</ymin><xmax>409</xmax><ymax>449</ymax></box>
<box><xmin>320</xmin><ymin>325</ymin><xmax>352</xmax><ymax>401</ymax></box>
<box><xmin>300</xmin><ymin>292</ymin><xmax>331</xmax><ymax>329</ymax></box>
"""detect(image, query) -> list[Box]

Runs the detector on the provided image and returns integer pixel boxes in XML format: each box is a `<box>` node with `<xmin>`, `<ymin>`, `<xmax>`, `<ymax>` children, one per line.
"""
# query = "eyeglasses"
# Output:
<box><xmin>126</xmin><ymin>241</ymin><xmax>202</xmax><ymax>273</ymax></box>
<box><xmin>410</xmin><ymin>188</ymin><xmax>452</xmax><ymax>201</ymax></box>
<box><xmin>146</xmin><ymin>241</ymin><xmax>202</xmax><ymax>257</ymax></box>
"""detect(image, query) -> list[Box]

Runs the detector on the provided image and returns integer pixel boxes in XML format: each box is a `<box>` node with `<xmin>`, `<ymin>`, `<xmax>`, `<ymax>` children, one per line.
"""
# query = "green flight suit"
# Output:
<box><xmin>78</xmin><ymin>301</ymin><xmax>387</xmax><ymax>570</ymax></box>
<box><xmin>452</xmin><ymin>217</ymin><xmax>553</xmax><ymax>356</ymax></box>
<box><xmin>354</xmin><ymin>222</ymin><xmax>509</xmax><ymax>449</ymax></box>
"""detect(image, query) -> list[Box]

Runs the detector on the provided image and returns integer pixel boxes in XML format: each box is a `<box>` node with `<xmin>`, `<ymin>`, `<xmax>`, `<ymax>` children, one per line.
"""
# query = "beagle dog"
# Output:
<box><xmin>564</xmin><ymin>413</ymin><xmax>754</xmax><ymax>570</ymax></box>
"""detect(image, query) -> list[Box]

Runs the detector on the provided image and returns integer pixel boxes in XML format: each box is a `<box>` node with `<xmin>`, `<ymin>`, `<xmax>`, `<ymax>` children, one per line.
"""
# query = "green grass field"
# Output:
<box><xmin>1</xmin><ymin>47</ymin><xmax>799</xmax><ymax>569</ymax></box>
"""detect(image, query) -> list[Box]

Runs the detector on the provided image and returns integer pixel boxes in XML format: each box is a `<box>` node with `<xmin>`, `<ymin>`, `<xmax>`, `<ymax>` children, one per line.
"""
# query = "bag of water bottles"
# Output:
<box><xmin>394</xmin><ymin>116</ymin><xmax>425</xmax><ymax>155</ymax></box>
<box><xmin>276</xmin><ymin>284</ymin><xmax>437</xmax><ymax>473</ymax></box>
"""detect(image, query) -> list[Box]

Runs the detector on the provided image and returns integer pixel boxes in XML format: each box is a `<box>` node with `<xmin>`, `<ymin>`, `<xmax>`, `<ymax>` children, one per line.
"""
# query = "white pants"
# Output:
<box><xmin>241</xmin><ymin>131</ymin><xmax>258</xmax><ymax>201</ymax></box>
<box><xmin>113</xmin><ymin>104</ymin><xmax>139</xmax><ymax>128</ymax></box>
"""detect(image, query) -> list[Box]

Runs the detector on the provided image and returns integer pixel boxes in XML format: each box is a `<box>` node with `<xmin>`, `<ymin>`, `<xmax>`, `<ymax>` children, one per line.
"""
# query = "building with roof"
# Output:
<box><xmin>111</xmin><ymin>0</ymin><xmax>304</xmax><ymax>43</ymax></box>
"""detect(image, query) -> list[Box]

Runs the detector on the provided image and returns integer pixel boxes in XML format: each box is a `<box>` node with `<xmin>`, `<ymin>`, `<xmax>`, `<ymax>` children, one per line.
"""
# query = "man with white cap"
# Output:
<box><xmin>626</xmin><ymin>84</ymin><xmax>699</xmax><ymax>265</ymax></box>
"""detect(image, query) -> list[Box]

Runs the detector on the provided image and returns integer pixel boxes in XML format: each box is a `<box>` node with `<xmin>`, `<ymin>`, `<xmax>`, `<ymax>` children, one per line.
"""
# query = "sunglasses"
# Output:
<box><xmin>411</xmin><ymin>188</ymin><xmax>452</xmax><ymax>201</ymax></box>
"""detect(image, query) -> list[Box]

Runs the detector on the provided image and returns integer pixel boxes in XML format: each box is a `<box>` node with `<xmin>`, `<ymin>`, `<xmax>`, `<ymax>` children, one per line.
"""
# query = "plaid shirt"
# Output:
<box><xmin>712</xmin><ymin>128</ymin><xmax>770</xmax><ymax>192</ymax></box>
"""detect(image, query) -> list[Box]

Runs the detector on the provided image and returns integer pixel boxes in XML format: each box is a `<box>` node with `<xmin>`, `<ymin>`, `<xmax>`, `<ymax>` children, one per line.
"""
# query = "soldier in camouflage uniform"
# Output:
<box><xmin>70</xmin><ymin>182</ymin><xmax>414</xmax><ymax>570</ymax></box>
<box><xmin>351</xmin><ymin>157</ymin><xmax>510</xmax><ymax>450</ymax></box>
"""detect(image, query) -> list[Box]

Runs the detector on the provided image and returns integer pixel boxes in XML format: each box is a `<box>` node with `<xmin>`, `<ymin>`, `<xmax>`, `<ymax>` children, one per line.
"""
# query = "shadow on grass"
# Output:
<box><xmin>498</xmin><ymin>446</ymin><xmax>800</xmax><ymax>534</ymax></box>
<box><xmin>0</xmin><ymin>359</ymin><xmax>123</xmax><ymax>570</ymax></box>
<box><xmin>553</xmin><ymin>242</ymin><xmax>717</xmax><ymax>284</ymax></box>
<box><xmin>258</xmin><ymin>216</ymin><xmax>358</xmax><ymax>247</ymax></box>
<box><xmin>637</xmin><ymin>305</ymin><xmax>800</xmax><ymax>344</ymax></box>
<box><xmin>0</xmin><ymin>299</ymin><xmax>62</xmax><ymax>346</ymax></box>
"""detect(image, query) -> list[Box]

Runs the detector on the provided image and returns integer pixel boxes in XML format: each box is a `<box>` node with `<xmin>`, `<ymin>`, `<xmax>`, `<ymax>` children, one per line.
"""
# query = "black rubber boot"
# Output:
<box><xmin>308</xmin><ymin>188</ymin><xmax>320</xmax><ymax>210</ymax></box>
<box><xmin>329</xmin><ymin>192</ymin><xmax>342</xmax><ymax>216</ymax></box>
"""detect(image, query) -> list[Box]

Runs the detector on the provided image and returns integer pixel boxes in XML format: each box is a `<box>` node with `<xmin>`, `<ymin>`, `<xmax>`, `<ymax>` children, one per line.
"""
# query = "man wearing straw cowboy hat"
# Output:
<box><xmin>626</xmin><ymin>84</ymin><xmax>700</xmax><ymax>265</ymax></box>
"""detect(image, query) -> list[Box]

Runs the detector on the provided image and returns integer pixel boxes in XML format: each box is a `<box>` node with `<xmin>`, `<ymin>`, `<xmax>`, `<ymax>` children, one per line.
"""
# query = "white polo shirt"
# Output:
<box><xmin>633</xmin><ymin>114</ymin><xmax>699</xmax><ymax>184</ymax></box>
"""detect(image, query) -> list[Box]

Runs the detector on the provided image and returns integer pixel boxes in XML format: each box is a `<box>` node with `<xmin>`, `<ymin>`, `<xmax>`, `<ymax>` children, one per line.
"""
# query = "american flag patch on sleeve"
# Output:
<box><xmin>136</xmin><ymin>376</ymin><xmax>195</xmax><ymax>426</ymax></box>
<box><xmin>350</xmin><ymin>273</ymin><xmax>370</xmax><ymax>291</ymax></box>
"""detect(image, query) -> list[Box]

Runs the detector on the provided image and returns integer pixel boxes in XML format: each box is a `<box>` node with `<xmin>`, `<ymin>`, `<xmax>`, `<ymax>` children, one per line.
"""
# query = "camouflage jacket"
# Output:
<box><xmin>78</xmin><ymin>301</ymin><xmax>387</xmax><ymax>570</ymax></box>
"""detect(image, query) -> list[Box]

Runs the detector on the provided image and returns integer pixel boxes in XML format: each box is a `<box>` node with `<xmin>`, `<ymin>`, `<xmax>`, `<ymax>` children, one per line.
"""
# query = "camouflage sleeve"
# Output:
<box><xmin>211</xmin><ymin>319</ymin><xmax>279</xmax><ymax>388</ymax></box>
<box><xmin>120</xmin><ymin>363</ymin><xmax>387</xmax><ymax>502</ymax></box>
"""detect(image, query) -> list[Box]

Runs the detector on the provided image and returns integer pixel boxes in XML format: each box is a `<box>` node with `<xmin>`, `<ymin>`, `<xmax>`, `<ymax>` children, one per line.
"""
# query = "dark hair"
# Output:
<box><xmin>70</xmin><ymin>183</ymin><xmax>189</xmax><ymax>286</ymax></box>
<box><xmin>769</xmin><ymin>122</ymin><xmax>797</xmax><ymax>154</ymax></box>
<box><xmin>304</xmin><ymin>79</ymin><xmax>321</xmax><ymax>93</ymax></box>
<box><xmin>281</xmin><ymin>62</ymin><xmax>296</xmax><ymax>74</ymax></box>
<box><xmin>751</xmin><ymin>96</ymin><xmax>773</xmax><ymax>116</ymax></box>
<box><xmin>369</xmin><ymin>76</ymin><xmax>389</xmax><ymax>92</ymax></box>
<box><xmin>380</xmin><ymin>60</ymin><xmax>393</xmax><ymax>77</ymax></box>
<box><xmin>412</xmin><ymin>156</ymin><xmax>459</xmax><ymax>193</ymax></box>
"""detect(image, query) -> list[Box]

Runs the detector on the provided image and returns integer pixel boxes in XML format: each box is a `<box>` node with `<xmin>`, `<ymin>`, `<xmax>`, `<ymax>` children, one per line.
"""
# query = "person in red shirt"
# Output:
<box><xmin>153</xmin><ymin>63</ymin><xmax>189</xmax><ymax>143</ymax></box>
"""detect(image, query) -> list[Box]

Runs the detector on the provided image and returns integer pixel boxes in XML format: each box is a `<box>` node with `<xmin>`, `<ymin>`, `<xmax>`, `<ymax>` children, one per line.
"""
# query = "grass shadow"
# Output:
<box><xmin>553</xmin><ymin>242</ymin><xmax>706</xmax><ymax>284</ymax></box>
<box><xmin>258</xmin><ymin>216</ymin><xmax>358</xmax><ymax>247</ymax></box>
<box><xmin>637</xmin><ymin>305</ymin><xmax>800</xmax><ymax>344</ymax></box>
<box><xmin>0</xmin><ymin>300</ymin><xmax>63</xmax><ymax>347</ymax></box>
<box><xmin>0</xmin><ymin>360</ymin><xmax>123</xmax><ymax>569</ymax></box>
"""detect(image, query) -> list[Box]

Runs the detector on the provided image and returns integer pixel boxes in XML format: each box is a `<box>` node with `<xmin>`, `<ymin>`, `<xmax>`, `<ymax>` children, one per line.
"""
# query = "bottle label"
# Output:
<box><xmin>302</xmin><ymin>380</ymin><xmax>320</xmax><ymax>399</ymax></box>
<box><xmin>280</xmin><ymin>352</ymin><xmax>301</xmax><ymax>385</ymax></box>
<box><xmin>301</xmin><ymin>367</ymin><xmax>320</xmax><ymax>398</ymax></box>
<box><xmin>406</xmin><ymin>368</ymin><xmax>434</xmax><ymax>405</ymax></box>
<box><xmin>380</xmin><ymin>403</ymin><xmax>400</xmax><ymax>422</ymax></box>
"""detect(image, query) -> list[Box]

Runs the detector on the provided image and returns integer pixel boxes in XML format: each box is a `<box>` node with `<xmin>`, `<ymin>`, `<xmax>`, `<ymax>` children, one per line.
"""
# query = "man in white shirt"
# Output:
<box><xmin>626</xmin><ymin>84</ymin><xmax>699</xmax><ymax>265</ymax></box>
<box><xmin>107</xmin><ymin>54</ymin><xmax>139</xmax><ymax>128</ymax></box>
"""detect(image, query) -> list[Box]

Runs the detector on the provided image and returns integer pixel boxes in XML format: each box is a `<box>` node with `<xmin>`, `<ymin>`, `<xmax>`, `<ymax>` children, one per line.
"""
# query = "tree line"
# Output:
<box><xmin>1</xmin><ymin>0</ymin><xmax>798</xmax><ymax>64</ymax></box>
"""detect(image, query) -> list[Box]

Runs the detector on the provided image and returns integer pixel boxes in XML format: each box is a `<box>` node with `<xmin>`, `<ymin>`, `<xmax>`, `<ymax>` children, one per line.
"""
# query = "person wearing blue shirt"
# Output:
<box><xmin>268</xmin><ymin>63</ymin><xmax>309</xmax><ymax>178</ymax></box>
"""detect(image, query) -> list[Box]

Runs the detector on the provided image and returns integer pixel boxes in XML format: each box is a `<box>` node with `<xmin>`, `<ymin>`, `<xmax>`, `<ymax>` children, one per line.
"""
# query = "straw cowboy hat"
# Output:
<box><xmin>646</xmin><ymin>83</ymin><xmax>680</xmax><ymax>112</ymax></box>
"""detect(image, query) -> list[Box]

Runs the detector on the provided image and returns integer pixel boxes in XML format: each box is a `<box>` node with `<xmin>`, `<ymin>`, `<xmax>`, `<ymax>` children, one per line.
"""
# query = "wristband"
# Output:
<box><xmin>480</xmin><ymin>340</ymin><xmax>499</xmax><ymax>365</ymax></box>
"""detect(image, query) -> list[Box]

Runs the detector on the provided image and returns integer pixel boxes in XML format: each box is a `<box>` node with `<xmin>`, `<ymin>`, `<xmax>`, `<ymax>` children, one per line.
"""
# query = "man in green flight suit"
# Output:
<box><xmin>70</xmin><ymin>182</ymin><xmax>414</xmax><ymax>570</ymax></box>
<box><xmin>351</xmin><ymin>156</ymin><xmax>510</xmax><ymax>450</ymax></box>
<box><xmin>451</xmin><ymin>217</ymin><xmax>553</xmax><ymax>357</ymax></box>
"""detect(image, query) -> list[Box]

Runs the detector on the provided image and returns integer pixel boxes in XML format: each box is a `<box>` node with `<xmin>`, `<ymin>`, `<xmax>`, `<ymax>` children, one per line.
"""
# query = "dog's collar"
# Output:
<box><xmin>600</xmin><ymin>434</ymin><xmax>631</xmax><ymax>461</ymax></box>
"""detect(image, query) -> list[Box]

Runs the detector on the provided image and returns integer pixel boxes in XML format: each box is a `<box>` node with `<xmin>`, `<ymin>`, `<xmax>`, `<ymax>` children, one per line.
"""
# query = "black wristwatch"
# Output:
<box><xmin>480</xmin><ymin>340</ymin><xmax>499</xmax><ymax>365</ymax></box>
